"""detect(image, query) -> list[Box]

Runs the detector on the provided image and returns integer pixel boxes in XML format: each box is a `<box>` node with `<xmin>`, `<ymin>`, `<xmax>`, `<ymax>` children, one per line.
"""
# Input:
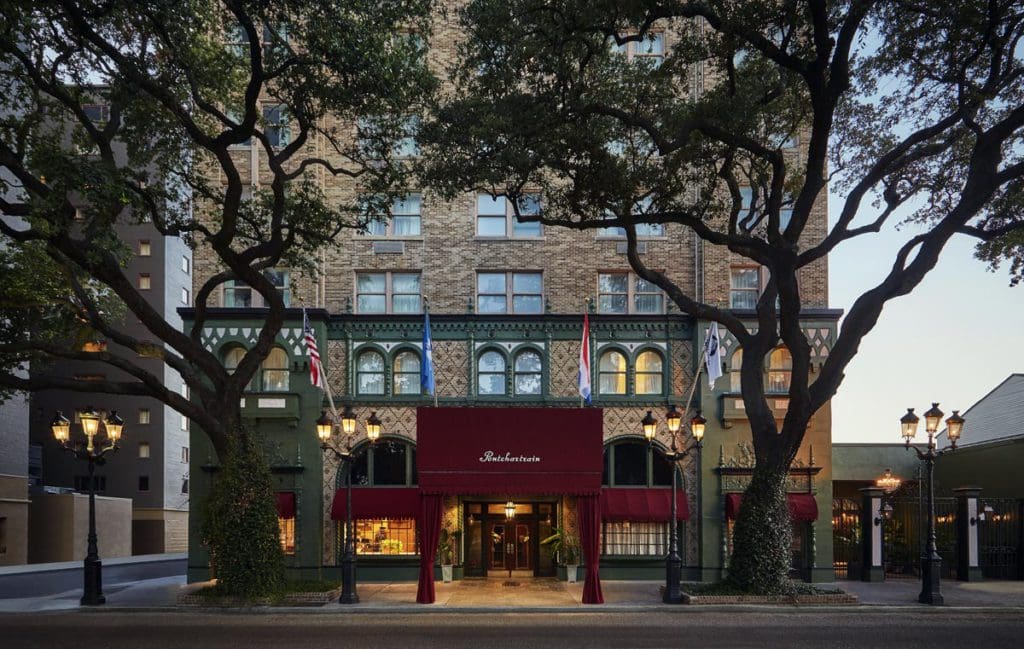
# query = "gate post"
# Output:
<box><xmin>859</xmin><ymin>487</ymin><xmax>886</xmax><ymax>582</ymax></box>
<box><xmin>955</xmin><ymin>486</ymin><xmax>983</xmax><ymax>582</ymax></box>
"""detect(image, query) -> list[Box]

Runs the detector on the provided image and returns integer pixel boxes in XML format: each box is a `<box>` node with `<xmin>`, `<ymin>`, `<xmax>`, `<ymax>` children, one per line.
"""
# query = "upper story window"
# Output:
<box><xmin>738</xmin><ymin>188</ymin><xmax>792</xmax><ymax>233</ymax></box>
<box><xmin>223</xmin><ymin>270</ymin><xmax>291</xmax><ymax>307</ymax></box>
<box><xmin>767</xmin><ymin>347</ymin><xmax>792</xmax><ymax>393</ymax></box>
<box><xmin>475</xmin><ymin>348</ymin><xmax>546</xmax><ymax>397</ymax></box>
<box><xmin>729</xmin><ymin>266</ymin><xmax>761</xmax><ymax>310</ymax></box>
<box><xmin>139</xmin><ymin>240</ymin><xmax>151</xmax><ymax>256</ymax></box>
<box><xmin>82</xmin><ymin>104</ymin><xmax>110</xmax><ymax>125</ymax></box>
<box><xmin>356</xmin><ymin>350</ymin><xmax>386</xmax><ymax>395</ymax></box>
<box><xmin>263</xmin><ymin>104</ymin><xmax>290</xmax><ymax>148</ymax></box>
<box><xmin>597</xmin><ymin>348</ymin><xmax>665</xmax><ymax>396</ymax></box>
<box><xmin>477</xmin><ymin>350</ymin><xmax>506</xmax><ymax>396</ymax></box>
<box><xmin>598</xmin><ymin>199</ymin><xmax>664</xmax><ymax>237</ymax></box>
<box><xmin>393</xmin><ymin>350</ymin><xmax>421</xmax><ymax>395</ymax></box>
<box><xmin>729</xmin><ymin>348</ymin><xmax>743</xmax><ymax>392</ymax></box>
<box><xmin>356</xmin><ymin>271</ymin><xmax>422</xmax><ymax>314</ymax></box>
<box><xmin>602</xmin><ymin>440</ymin><xmax>673</xmax><ymax>487</ymax></box>
<box><xmin>365</xmin><ymin>194</ymin><xmax>421</xmax><ymax>237</ymax></box>
<box><xmin>476</xmin><ymin>272</ymin><xmax>543</xmax><ymax>314</ymax></box>
<box><xmin>634</xmin><ymin>350</ymin><xmax>663</xmax><ymax>394</ymax></box>
<box><xmin>598</xmin><ymin>350</ymin><xmax>627</xmax><ymax>395</ymax></box>
<box><xmin>513</xmin><ymin>350</ymin><xmax>542</xmax><ymax>396</ymax></box>
<box><xmin>226</xmin><ymin>109</ymin><xmax>253</xmax><ymax>147</ymax></box>
<box><xmin>262</xmin><ymin>23</ymin><xmax>290</xmax><ymax>60</ymax></box>
<box><xmin>612</xmin><ymin>33</ymin><xmax>665</xmax><ymax>67</ymax></box>
<box><xmin>354</xmin><ymin>347</ymin><xmax>423</xmax><ymax>397</ymax></box>
<box><xmin>349</xmin><ymin>438</ymin><xmax>418</xmax><ymax>487</ymax></box>
<box><xmin>475</xmin><ymin>194</ymin><xmax>542</xmax><ymax>238</ymax></box>
<box><xmin>261</xmin><ymin>347</ymin><xmax>289</xmax><ymax>392</ymax></box>
<box><xmin>359</xmin><ymin>116</ymin><xmax>419</xmax><ymax>159</ymax></box>
<box><xmin>597</xmin><ymin>272</ymin><xmax>664</xmax><ymax>314</ymax></box>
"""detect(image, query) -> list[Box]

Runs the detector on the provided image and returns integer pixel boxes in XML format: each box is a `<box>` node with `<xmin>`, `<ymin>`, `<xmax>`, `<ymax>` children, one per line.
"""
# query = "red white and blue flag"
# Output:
<box><xmin>303</xmin><ymin>308</ymin><xmax>325</xmax><ymax>390</ymax></box>
<box><xmin>578</xmin><ymin>313</ymin><xmax>592</xmax><ymax>405</ymax></box>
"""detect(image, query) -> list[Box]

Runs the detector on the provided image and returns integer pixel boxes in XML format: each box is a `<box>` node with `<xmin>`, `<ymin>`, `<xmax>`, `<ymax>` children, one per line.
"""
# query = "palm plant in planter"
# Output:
<box><xmin>438</xmin><ymin>528</ymin><xmax>460</xmax><ymax>583</ymax></box>
<box><xmin>540</xmin><ymin>529</ymin><xmax>580</xmax><ymax>583</ymax></box>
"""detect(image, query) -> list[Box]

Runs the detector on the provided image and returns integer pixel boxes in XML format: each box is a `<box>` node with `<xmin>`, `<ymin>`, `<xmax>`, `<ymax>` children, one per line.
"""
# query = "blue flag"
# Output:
<box><xmin>421</xmin><ymin>311</ymin><xmax>435</xmax><ymax>396</ymax></box>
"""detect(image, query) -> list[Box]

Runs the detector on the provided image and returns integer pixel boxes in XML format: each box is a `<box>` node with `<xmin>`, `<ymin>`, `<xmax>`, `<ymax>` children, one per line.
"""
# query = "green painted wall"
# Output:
<box><xmin>935</xmin><ymin>437</ymin><xmax>1024</xmax><ymax>498</ymax></box>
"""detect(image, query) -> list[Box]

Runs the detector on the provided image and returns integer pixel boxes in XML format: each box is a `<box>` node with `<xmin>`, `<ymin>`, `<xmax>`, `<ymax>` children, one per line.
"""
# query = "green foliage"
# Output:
<box><xmin>201</xmin><ymin>434</ymin><xmax>285</xmax><ymax>598</ymax></box>
<box><xmin>439</xmin><ymin>527</ymin><xmax>461</xmax><ymax>564</ymax></box>
<box><xmin>540</xmin><ymin>528</ymin><xmax>580</xmax><ymax>565</ymax></box>
<box><xmin>726</xmin><ymin>465</ymin><xmax>794</xmax><ymax>596</ymax></box>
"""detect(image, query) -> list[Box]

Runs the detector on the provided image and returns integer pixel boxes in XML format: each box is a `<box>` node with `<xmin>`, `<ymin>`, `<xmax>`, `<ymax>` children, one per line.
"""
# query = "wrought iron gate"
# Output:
<box><xmin>883</xmin><ymin>495</ymin><xmax>957</xmax><ymax>580</ymax></box>
<box><xmin>978</xmin><ymin>498</ymin><xmax>1023</xmax><ymax>580</ymax></box>
<box><xmin>832</xmin><ymin>498</ymin><xmax>860</xmax><ymax>579</ymax></box>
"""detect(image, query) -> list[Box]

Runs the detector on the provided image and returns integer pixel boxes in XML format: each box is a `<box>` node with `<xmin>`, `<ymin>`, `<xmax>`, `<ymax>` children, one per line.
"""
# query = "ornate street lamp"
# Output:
<box><xmin>51</xmin><ymin>407</ymin><xmax>123</xmax><ymax>605</ymax></box>
<box><xmin>901</xmin><ymin>402</ymin><xmax>963</xmax><ymax>605</ymax></box>
<box><xmin>642</xmin><ymin>406</ymin><xmax>704</xmax><ymax>604</ymax></box>
<box><xmin>317</xmin><ymin>406</ymin><xmax>383</xmax><ymax>605</ymax></box>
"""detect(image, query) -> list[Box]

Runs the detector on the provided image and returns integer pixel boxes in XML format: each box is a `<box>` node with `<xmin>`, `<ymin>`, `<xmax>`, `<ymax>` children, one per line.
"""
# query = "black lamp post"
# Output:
<box><xmin>317</xmin><ymin>405</ymin><xmax>381</xmax><ymax>605</ymax></box>
<box><xmin>900</xmin><ymin>403</ymin><xmax>964</xmax><ymax>605</ymax></box>
<box><xmin>643</xmin><ymin>406</ymin><xmax>704</xmax><ymax>604</ymax></box>
<box><xmin>51</xmin><ymin>407</ymin><xmax>123</xmax><ymax>606</ymax></box>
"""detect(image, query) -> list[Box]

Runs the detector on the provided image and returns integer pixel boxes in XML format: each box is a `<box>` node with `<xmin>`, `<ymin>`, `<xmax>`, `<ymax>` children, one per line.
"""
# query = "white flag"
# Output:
<box><xmin>705</xmin><ymin>322</ymin><xmax>723</xmax><ymax>387</ymax></box>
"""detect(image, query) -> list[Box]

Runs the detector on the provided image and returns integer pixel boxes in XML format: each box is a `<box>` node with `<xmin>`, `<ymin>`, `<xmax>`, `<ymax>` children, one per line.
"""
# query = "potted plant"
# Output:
<box><xmin>541</xmin><ymin>528</ymin><xmax>581</xmax><ymax>583</ymax></box>
<box><xmin>439</xmin><ymin>528</ymin><xmax>457</xmax><ymax>583</ymax></box>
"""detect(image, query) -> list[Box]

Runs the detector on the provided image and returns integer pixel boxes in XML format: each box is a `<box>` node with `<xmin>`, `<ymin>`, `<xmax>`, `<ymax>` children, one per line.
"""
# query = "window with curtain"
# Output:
<box><xmin>730</xmin><ymin>348</ymin><xmax>743</xmax><ymax>393</ymax></box>
<box><xmin>477</xmin><ymin>350</ymin><xmax>506</xmax><ymax>395</ymax></box>
<box><xmin>393</xmin><ymin>350</ymin><xmax>421</xmax><ymax>395</ymax></box>
<box><xmin>357</xmin><ymin>350</ymin><xmax>386</xmax><ymax>395</ymax></box>
<box><xmin>223</xmin><ymin>346</ymin><xmax>246</xmax><ymax>374</ymax></box>
<box><xmin>601</xmin><ymin>522</ymin><xmax>669</xmax><ymax>556</ymax></box>
<box><xmin>635</xmin><ymin>350</ymin><xmax>663</xmax><ymax>394</ymax></box>
<box><xmin>513</xmin><ymin>350</ymin><xmax>542</xmax><ymax>395</ymax></box>
<box><xmin>260</xmin><ymin>347</ymin><xmax>289</xmax><ymax>392</ymax></box>
<box><xmin>599</xmin><ymin>350</ymin><xmax>627</xmax><ymax>395</ymax></box>
<box><xmin>767</xmin><ymin>347</ymin><xmax>792</xmax><ymax>393</ymax></box>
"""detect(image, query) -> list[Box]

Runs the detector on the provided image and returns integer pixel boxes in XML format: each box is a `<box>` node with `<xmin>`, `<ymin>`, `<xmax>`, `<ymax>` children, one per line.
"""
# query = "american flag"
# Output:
<box><xmin>303</xmin><ymin>309</ymin><xmax>324</xmax><ymax>390</ymax></box>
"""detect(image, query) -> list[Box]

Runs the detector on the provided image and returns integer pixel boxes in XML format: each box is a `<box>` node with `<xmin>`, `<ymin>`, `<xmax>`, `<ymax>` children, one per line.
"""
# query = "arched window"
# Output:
<box><xmin>598</xmin><ymin>350</ymin><xmax>627</xmax><ymax>395</ymax></box>
<box><xmin>730</xmin><ymin>349</ymin><xmax>743</xmax><ymax>393</ymax></box>
<box><xmin>261</xmin><ymin>347</ymin><xmax>289</xmax><ymax>392</ymax></box>
<box><xmin>392</xmin><ymin>350</ymin><xmax>421</xmax><ymax>395</ymax></box>
<box><xmin>513</xmin><ymin>350</ymin><xmax>542</xmax><ymax>395</ymax></box>
<box><xmin>635</xmin><ymin>350</ymin><xmax>663</xmax><ymax>394</ymax></box>
<box><xmin>356</xmin><ymin>350</ymin><xmax>385</xmax><ymax>395</ymax></box>
<box><xmin>223</xmin><ymin>346</ymin><xmax>246</xmax><ymax>374</ymax></box>
<box><xmin>477</xmin><ymin>350</ymin><xmax>506</xmax><ymax>395</ymax></box>
<box><xmin>767</xmin><ymin>347</ymin><xmax>792</xmax><ymax>393</ymax></box>
<box><xmin>602</xmin><ymin>440</ymin><xmax>675</xmax><ymax>487</ymax></box>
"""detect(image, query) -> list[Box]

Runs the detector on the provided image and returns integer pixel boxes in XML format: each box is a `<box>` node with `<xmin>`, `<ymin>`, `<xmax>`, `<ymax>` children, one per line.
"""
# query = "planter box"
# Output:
<box><xmin>678</xmin><ymin>590</ymin><xmax>858</xmax><ymax>606</ymax></box>
<box><xmin>178</xmin><ymin>586</ymin><xmax>342</xmax><ymax>607</ymax></box>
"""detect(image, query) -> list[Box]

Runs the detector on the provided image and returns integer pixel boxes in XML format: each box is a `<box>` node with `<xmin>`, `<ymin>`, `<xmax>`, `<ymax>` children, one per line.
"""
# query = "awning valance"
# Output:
<box><xmin>330</xmin><ymin>487</ymin><xmax>421</xmax><ymax>521</ymax></box>
<box><xmin>601</xmin><ymin>488</ymin><xmax>690</xmax><ymax>521</ymax></box>
<box><xmin>276</xmin><ymin>492</ymin><xmax>296</xmax><ymax>520</ymax></box>
<box><xmin>725</xmin><ymin>492</ymin><xmax>818</xmax><ymax>522</ymax></box>
<box><xmin>416</xmin><ymin>407</ymin><xmax>604</xmax><ymax>495</ymax></box>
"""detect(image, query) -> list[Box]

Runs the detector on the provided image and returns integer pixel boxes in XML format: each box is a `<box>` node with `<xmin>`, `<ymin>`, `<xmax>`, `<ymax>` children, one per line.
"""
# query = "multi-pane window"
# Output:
<box><xmin>602</xmin><ymin>441</ymin><xmax>674</xmax><ymax>487</ymax></box>
<box><xmin>612</xmin><ymin>33</ymin><xmax>665</xmax><ymax>66</ymax></box>
<box><xmin>513</xmin><ymin>350</ymin><xmax>542</xmax><ymax>396</ymax></box>
<box><xmin>223</xmin><ymin>346</ymin><xmax>246</xmax><ymax>377</ymax></box>
<box><xmin>477</xmin><ymin>351</ymin><xmax>506</xmax><ymax>395</ymax></box>
<box><xmin>767</xmin><ymin>347</ymin><xmax>792</xmax><ymax>393</ymax></box>
<box><xmin>392</xmin><ymin>351</ymin><xmax>421</xmax><ymax>395</ymax></box>
<box><xmin>356</xmin><ymin>350</ymin><xmax>386</xmax><ymax>395</ymax></box>
<box><xmin>475</xmin><ymin>194</ymin><xmax>541</xmax><ymax>238</ymax></box>
<box><xmin>351</xmin><ymin>518</ymin><xmax>417</xmax><ymax>555</ymax></box>
<box><xmin>349</xmin><ymin>438</ymin><xmax>417</xmax><ymax>486</ymax></box>
<box><xmin>598</xmin><ymin>199</ymin><xmax>663</xmax><ymax>237</ymax></box>
<box><xmin>476</xmin><ymin>272</ymin><xmax>543</xmax><ymax>314</ymax></box>
<box><xmin>222</xmin><ymin>270</ymin><xmax>291</xmax><ymax>307</ymax></box>
<box><xmin>263</xmin><ymin>104</ymin><xmax>290</xmax><ymax>147</ymax></box>
<box><xmin>261</xmin><ymin>23</ymin><xmax>289</xmax><ymax>60</ymax></box>
<box><xmin>739</xmin><ymin>187</ymin><xmax>792</xmax><ymax>233</ymax></box>
<box><xmin>729</xmin><ymin>266</ymin><xmax>761</xmax><ymax>309</ymax></box>
<box><xmin>260</xmin><ymin>347</ymin><xmax>289</xmax><ymax>392</ymax></box>
<box><xmin>356</xmin><ymin>272</ymin><xmax>421</xmax><ymax>314</ymax></box>
<box><xmin>730</xmin><ymin>349</ymin><xmax>743</xmax><ymax>393</ymax></box>
<box><xmin>602</xmin><ymin>522</ymin><xmax>670</xmax><ymax>556</ymax></box>
<box><xmin>394</xmin><ymin>116</ymin><xmax>419</xmax><ymax>158</ymax></box>
<box><xmin>365</xmin><ymin>194</ymin><xmax>422</xmax><ymax>237</ymax></box>
<box><xmin>82</xmin><ymin>104</ymin><xmax>110</xmax><ymax>124</ymax></box>
<box><xmin>598</xmin><ymin>350</ymin><xmax>627</xmax><ymax>395</ymax></box>
<box><xmin>597</xmin><ymin>273</ymin><xmax>664</xmax><ymax>314</ymax></box>
<box><xmin>635</xmin><ymin>350</ymin><xmax>663</xmax><ymax>394</ymax></box>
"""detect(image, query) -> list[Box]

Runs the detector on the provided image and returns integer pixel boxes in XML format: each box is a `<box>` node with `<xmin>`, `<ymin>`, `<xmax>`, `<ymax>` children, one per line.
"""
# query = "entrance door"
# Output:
<box><xmin>488</xmin><ymin>521</ymin><xmax>533</xmax><ymax>572</ymax></box>
<box><xmin>462</xmin><ymin>502</ymin><xmax>557</xmax><ymax>578</ymax></box>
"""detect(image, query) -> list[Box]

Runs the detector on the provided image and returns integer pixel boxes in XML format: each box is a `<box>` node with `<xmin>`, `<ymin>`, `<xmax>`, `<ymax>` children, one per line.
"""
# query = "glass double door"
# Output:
<box><xmin>489</xmin><ymin>521</ymin><xmax>532</xmax><ymax>572</ymax></box>
<box><xmin>463</xmin><ymin>502</ymin><xmax>556</xmax><ymax>577</ymax></box>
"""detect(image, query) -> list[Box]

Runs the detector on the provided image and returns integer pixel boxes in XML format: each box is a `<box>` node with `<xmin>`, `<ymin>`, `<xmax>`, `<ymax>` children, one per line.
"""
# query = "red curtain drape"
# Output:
<box><xmin>416</xmin><ymin>494</ymin><xmax>443</xmax><ymax>604</ymax></box>
<box><xmin>577</xmin><ymin>494</ymin><xmax>604</xmax><ymax>604</ymax></box>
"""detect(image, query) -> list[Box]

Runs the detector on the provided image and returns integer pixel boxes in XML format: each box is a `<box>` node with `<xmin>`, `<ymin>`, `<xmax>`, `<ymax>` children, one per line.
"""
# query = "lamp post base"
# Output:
<box><xmin>339</xmin><ymin>556</ymin><xmax>359</xmax><ymax>604</ymax></box>
<box><xmin>663</xmin><ymin>553</ymin><xmax>684</xmax><ymax>604</ymax></box>
<box><xmin>918</xmin><ymin>554</ymin><xmax>944</xmax><ymax>605</ymax></box>
<box><xmin>81</xmin><ymin>558</ymin><xmax>106</xmax><ymax>606</ymax></box>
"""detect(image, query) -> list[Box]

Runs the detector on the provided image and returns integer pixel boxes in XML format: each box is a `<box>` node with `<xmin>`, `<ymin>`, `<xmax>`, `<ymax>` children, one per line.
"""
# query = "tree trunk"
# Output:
<box><xmin>200</xmin><ymin>423</ymin><xmax>285</xmax><ymax>597</ymax></box>
<box><xmin>727</xmin><ymin>459</ymin><xmax>793</xmax><ymax>595</ymax></box>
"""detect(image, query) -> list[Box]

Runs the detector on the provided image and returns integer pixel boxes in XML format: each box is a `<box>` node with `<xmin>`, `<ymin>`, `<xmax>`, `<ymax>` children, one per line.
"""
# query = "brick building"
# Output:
<box><xmin>185</xmin><ymin>14</ymin><xmax>840</xmax><ymax>590</ymax></box>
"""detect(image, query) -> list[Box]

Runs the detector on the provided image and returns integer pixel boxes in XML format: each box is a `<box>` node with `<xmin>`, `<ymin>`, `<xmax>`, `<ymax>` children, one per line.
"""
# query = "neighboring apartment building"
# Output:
<box><xmin>0</xmin><ymin>368</ymin><xmax>29</xmax><ymax>566</ymax></box>
<box><xmin>26</xmin><ymin>96</ymin><xmax>193</xmax><ymax>556</ymax></box>
<box><xmin>184</xmin><ymin>18</ymin><xmax>839</xmax><ymax>589</ymax></box>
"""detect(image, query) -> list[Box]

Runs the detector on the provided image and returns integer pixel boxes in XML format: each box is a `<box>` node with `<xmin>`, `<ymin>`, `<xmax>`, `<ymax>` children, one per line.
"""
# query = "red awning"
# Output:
<box><xmin>330</xmin><ymin>487</ymin><xmax>421</xmax><ymax>521</ymax></box>
<box><xmin>725</xmin><ymin>492</ymin><xmax>818</xmax><ymax>522</ymax></box>
<box><xmin>601</xmin><ymin>488</ymin><xmax>690</xmax><ymax>521</ymax></box>
<box><xmin>416</xmin><ymin>407</ymin><xmax>604</xmax><ymax>495</ymax></box>
<box><xmin>276</xmin><ymin>492</ymin><xmax>296</xmax><ymax>520</ymax></box>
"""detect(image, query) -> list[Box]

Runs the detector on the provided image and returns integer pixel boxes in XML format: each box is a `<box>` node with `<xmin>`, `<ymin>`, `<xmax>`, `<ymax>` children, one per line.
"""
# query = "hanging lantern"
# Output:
<box><xmin>504</xmin><ymin>500</ymin><xmax>515</xmax><ymax>519</ymax></box>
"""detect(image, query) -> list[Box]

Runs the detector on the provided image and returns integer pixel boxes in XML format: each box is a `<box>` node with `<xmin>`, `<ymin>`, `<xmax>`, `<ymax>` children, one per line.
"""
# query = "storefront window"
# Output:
<box><xmin>601</xmin><ymin>521</ymin><xmax>669</xmax><ymax>556</ymax></box>
<box><xmin>352</xmin><ymin>518</ymin><xmax>417</xmax><ymax>555</ymax></box>
<box><xmin>278</xmin><ymin>517</ymin><xmax>295</xmax><ymax>554</ymax></box>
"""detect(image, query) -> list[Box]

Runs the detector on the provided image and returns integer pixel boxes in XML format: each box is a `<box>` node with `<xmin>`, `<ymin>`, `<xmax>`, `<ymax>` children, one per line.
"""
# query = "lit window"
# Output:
<box><xmin>476</xmin><ymin>272</ymin><xmax>543</xmax><ymax>314</ymax></box>
<box><xmin>598</xmin><ymin>273</ymin><xmax>664</xmax><ymax>314</ymax></box>
<box><xmin>349</xmin><ymin>518</ymin><xmax>417</xmax><ymax>555</ymax></box>
<box><xmin>730</xmin><ymin>349</ymin><xmax>743</xmax><ymax>392</ymax></box>
<box><xmin>477</xmin><ymin>350</ymin><xmax>506</xmax><ymax>395</ymax></box>
<box><xmin>513</xmin><ymin>350</ymin><xmax>542</xmax><ymax>396</ymax></box>
<box><xmin>138</xmin><ymin>442</ymin><xmax>150</xmax><ymax>459</ymax></box>
<box><xmin>260</xmin><ymin>347</ymin><xmax>289</xmax><ymax>392</ymax></box>
<box><xmin>602</xmin><ymin>522</ymin><xmax>670</xmax><ymax>556</ymax></box>
<box><xmin>475</xmin><ymin>194</ymin><xmax>542</xmax><ymax>238</ymax></box>
<box><xmin>767</xmin><ymin>347</ymin><xmax>792</xmax><ymax>394</ymax></box>
<box><xmin>598</xmin><ymin>350</ymin><xmax>627</xmax><ymax>395</ymax></box>
<box><xmin>138</xmin><ymin>408</ymin><xmax>150</xmax><ymax>425</ymax></box>
<box><xmin>139</xmin><ymin>240</ymin><xmax>151</xmax><ymax>256</ymax></box>
<box><xmin>139</xmin><ymin>273</ymin><xmax>151</xmax><ymax>290</ymax></box>
<box><xmin>279</xmin><ymin>517</ymin><xmax>296</xmax><ymax>555</ymax></box>
<box><xmin>356</xmin><ymin>350</ymin><xmax>386</xmax><ymax>395</ymax></box>
<box><xmin>392</xmin><ymin>351</ymin><xmax>421</xmax><ymax>395</ymax></box>
<box><xmin>356</xmin><ymin>272</ymin><xmax>422</xmax><ymax>314</ymax></box>
<box><xmin>365</xmin><ymin>194</ymin><xmax>422</xmax><ymax>237</ymax></box>
<box><xmin>729</xmin><ymin>267</ymin><xmax>761</xmax><ymax>309</ymax></box>
<box><xmin>635</xmin><ymin>350</ymin><xmax>663</xmax><ymax>395</ymax></box>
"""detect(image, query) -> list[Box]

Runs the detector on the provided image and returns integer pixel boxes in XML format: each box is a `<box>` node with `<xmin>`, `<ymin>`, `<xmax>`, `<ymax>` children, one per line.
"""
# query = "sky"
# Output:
<box><xmin>827</xmin><ymin>192</ymin><xmax>1024</xmax><ymax>444</ymax></box>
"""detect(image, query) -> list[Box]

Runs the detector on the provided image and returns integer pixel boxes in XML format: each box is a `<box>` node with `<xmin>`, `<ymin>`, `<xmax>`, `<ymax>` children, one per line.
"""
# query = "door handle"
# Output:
<box><xmin>506</xmin><ymin>543</ymin><xmax>514</xmax><ymax>554</ymax></box>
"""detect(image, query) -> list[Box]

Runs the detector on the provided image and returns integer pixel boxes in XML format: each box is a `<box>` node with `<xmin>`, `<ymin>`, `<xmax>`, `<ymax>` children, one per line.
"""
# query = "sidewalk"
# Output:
<box><xmin>2</xmin><ymin>576</ymin><xmax>1022</xmax><ymax>613</ymax></box>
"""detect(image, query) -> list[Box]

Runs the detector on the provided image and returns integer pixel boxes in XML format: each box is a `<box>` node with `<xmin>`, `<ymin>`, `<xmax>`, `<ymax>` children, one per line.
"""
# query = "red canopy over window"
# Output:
<box><xmin>330</xmin><ymin>487</ymin><xmax>421</xmax><ymax>521</ymax></box>
<box><xmin>416</xmin><ymin>407</ymin><xmax>604</xmax><ymax>495</ymax></box>
<box><xmin>276</xmin><ymin>492</ymin><xmax>296</xmax><ymax>520</ymax></box>
<box><xmin>725</xmin><ymin>492</ymin><xmax>818</xmax><ymax>522</ymax></box>
<box><xmin>601</xmin><ymin>488</ymin><xmax>690</xmax><ymax>521</ymax></box>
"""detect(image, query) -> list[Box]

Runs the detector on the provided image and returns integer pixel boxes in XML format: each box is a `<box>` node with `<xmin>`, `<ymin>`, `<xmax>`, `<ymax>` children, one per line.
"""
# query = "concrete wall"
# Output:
<box><xmin>831</xmin><ymin>444</ymin><xmax>924</xmax><ymax>483</ymax></box>
<box><xmin>0</xmin><ymin>474</ymin><xmax>29</xmax><ymax>566</ymax></box>
<box><xmin>28</xmin><ymin>492</ymin><xmax>132</xmax><ymax>563</ymax></box>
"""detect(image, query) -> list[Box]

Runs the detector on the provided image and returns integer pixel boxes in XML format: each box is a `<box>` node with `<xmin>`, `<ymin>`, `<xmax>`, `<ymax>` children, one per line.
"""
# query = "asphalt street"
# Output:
<box><xmin>1</xmin><ymin>611</ymin><xmax>1021</xmax><ymax>649</ymax></box>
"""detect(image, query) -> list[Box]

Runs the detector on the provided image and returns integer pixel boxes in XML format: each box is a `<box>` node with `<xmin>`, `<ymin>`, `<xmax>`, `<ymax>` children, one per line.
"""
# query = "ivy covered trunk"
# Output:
<box><xmin>201</xmin><ymin>428</ymin><xmax>285</xmax><ymax>597</ymax></box>
<box><xmin>727</xmin><ymin>460</ymin><xmax>793</xmax><ymax>595</ymax></box>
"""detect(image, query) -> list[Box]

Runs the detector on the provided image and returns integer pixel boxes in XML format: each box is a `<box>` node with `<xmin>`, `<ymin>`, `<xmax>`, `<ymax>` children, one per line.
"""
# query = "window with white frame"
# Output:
<box><xmin>598</xmin><ymin>199</ymin><xmax>664</xmax><ymax>237</ymax></box>
<box><xmin>356</xmin><ymin>350</ymin><xmax>386</xmax><ymax>395</ymax></box>
<box><xmin>597</xmin><ymin>273</ymin><xmax>664</xmax><ymax>314</ymax></box>
<box><xmin>476</xmin><ymin>272</ymin><xmax>543</xmax><ymax>314</ymax></box>
<box><xmin>263</xmin><ymin>104</ymin><xmax>290</xmax><ymax>147</ymax></box>
<box><xmin>393</xmin><ymin>116</ymin><xmax>419</xmax><ymax>158</ymax></box>
<box><xmin>181</xmin><ymin>255</ymin><xmax>190</xmax><ymax>274</ymax></box>
<box><xmin>365</xmin><ymin>194</ymin><xmax>421</xmax><ymax>237</ymax></box>
<box><xmin>767</xmin><ymin>347</ymin><xmax>792</xmax><ymax>394</ymax></box>
<box><xmin>356</xmin><ymin>272</ymin><xmax>421</xmax><ymax>314</ymax></box>
<box><xmin>181</xmin><ymin>288</ymin><xmax>190</xmax><ymax>305</ymax></box>
<box><xmin>477</xmin><ymin>350</ymin><xmax>506</xmax><ymax>395</ymax></box>
<box><xmin>611</xmin><ymin>32</ymin><xmax>665</xmax><ymax>66</ymax></box>
<box><xmin>513</xmin><ymin>350</ymin><xmax>542</xmax><ymax>395</ymax></box>
<box><xmin>223</xmin><ymin>270</ymin><xmax>291</xmax><ymax>307</ymax></box>
<box><xmin>729</xmin><ymin>266</ymin><xmax>761</xmax><ymax>309</ymax></box>
<box><xmin>635</xmin><ymin>350</ymin><xmax>664</xmax><ymax>394</ymax></box>
<box><xmin>598</xmin><ymin>350</ymin><xmax>627</xmax><ymax>395</ymax></box>
<box><xmin>392</xmin><ymin>350</ymin><xmax>421</xmax><ymax>395</ymax></box>
<box><xmin>82</xmin><ymin>104</ymin><xmax>110</xmax><ymax>124</ymax></box>
<box><xmin>260</xmin><ymin>347</ymin><xmax>289</xmax><ymax>392</ymax></box>
<box><xmin>475</xmin><ymin>194</ymin><xmax>541</xmax><ymax>238</ymax></box>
